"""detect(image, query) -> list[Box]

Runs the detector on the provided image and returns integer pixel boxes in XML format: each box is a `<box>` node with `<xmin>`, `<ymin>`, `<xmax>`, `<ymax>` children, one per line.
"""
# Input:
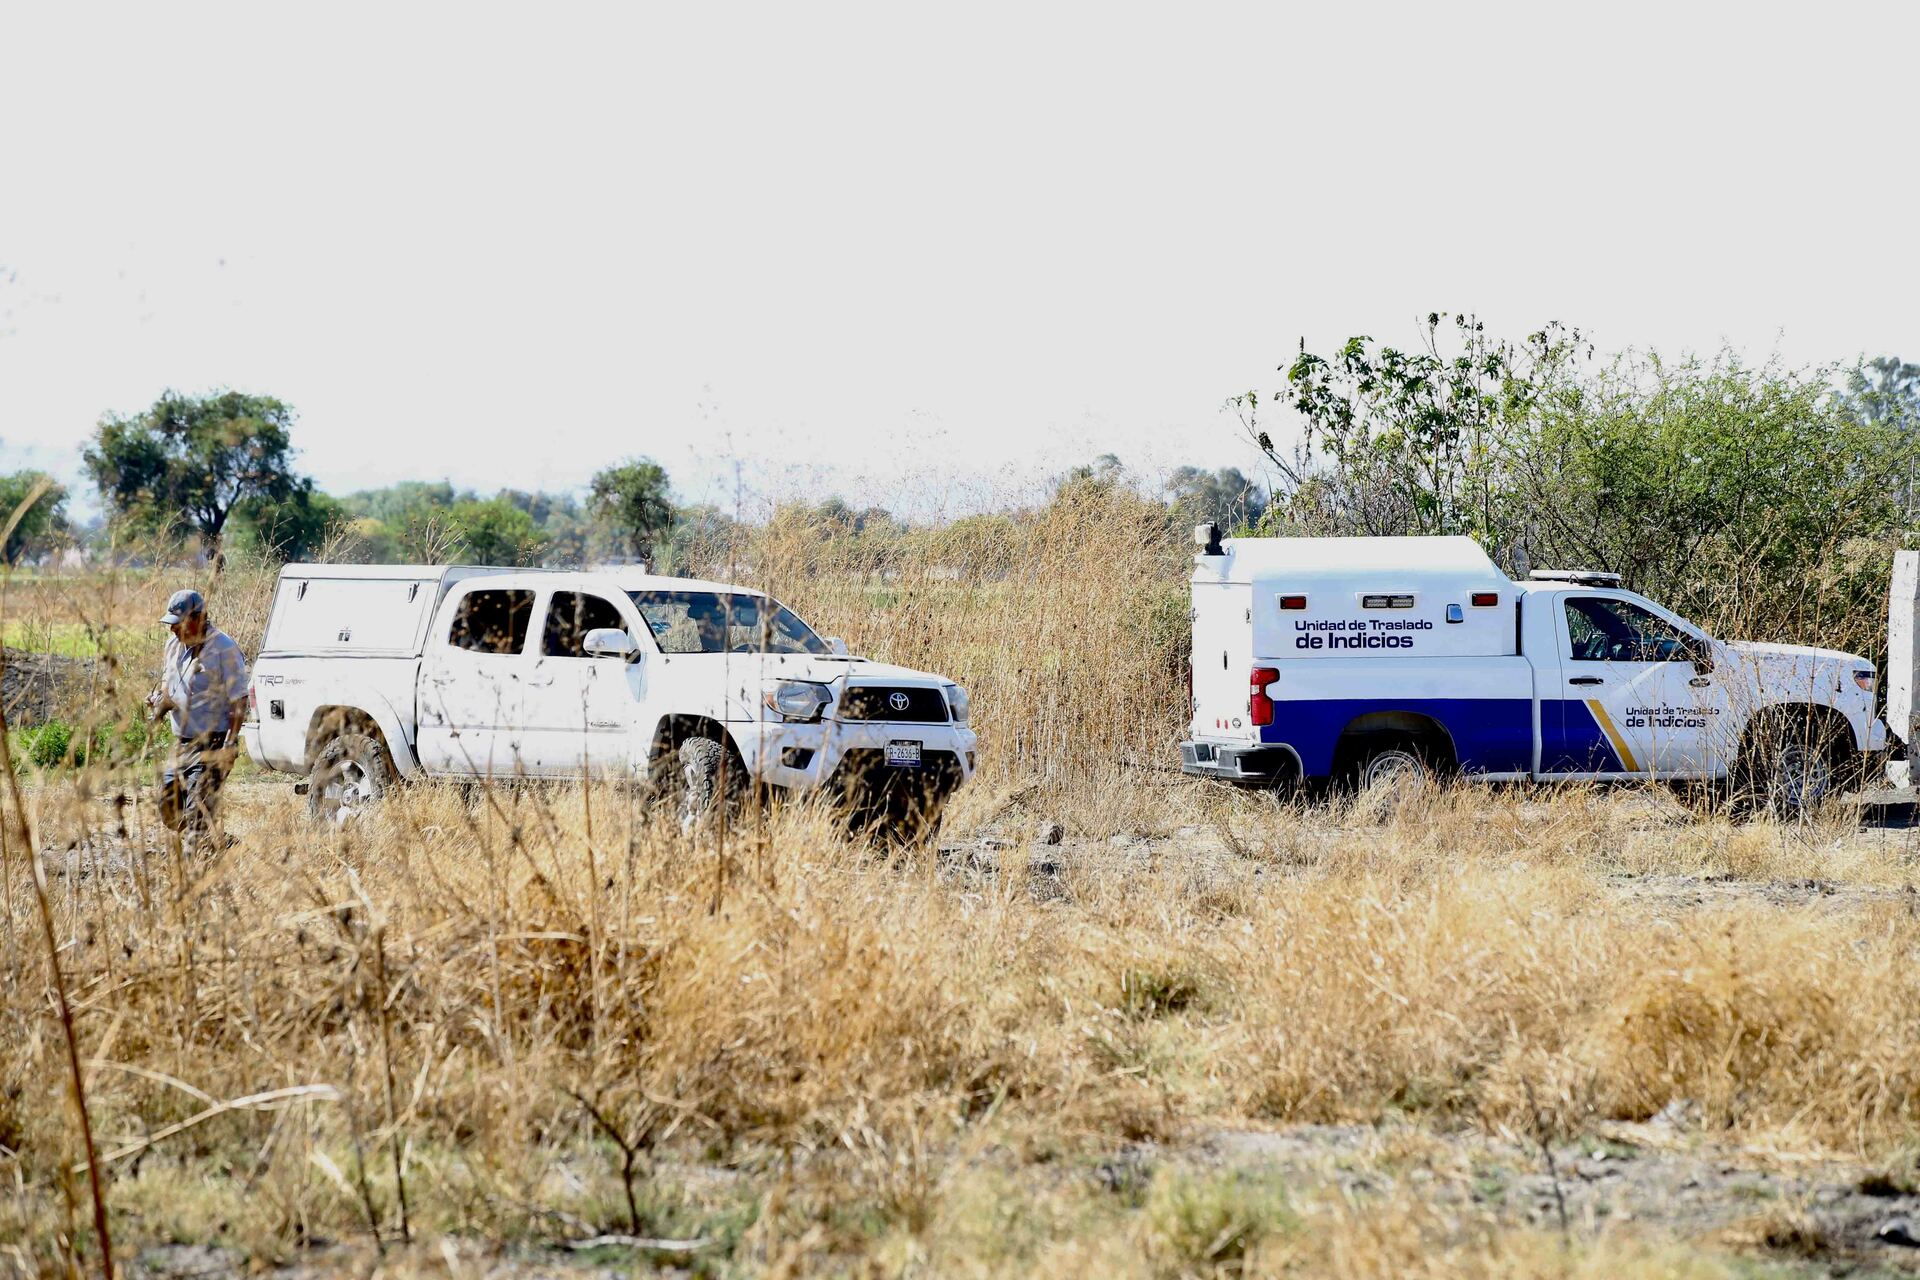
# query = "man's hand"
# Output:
<box><xmin>145</xmin><ymin>687</ymin><xmax>175</xmax><ymax>724</ymax></box>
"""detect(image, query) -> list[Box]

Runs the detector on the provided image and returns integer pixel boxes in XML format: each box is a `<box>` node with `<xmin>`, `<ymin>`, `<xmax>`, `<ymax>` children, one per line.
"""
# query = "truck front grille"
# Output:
<box><xmin>837</xmin><ymin>685</ymin><xmax>949</xmax><ymax>723</ymax></box>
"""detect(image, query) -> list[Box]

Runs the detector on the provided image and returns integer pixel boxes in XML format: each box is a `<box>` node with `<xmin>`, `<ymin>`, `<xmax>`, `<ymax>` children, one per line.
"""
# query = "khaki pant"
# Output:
<box><xmin>159</xmin><ymin>740</ymin><xmax>229</xmax><ymax>845</ymax></box>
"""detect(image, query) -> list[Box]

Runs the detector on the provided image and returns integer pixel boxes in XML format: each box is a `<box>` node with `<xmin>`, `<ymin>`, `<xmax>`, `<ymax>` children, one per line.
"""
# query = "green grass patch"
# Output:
<box><xmin>11</xmin><ymin>718</ymin><xmax>164</xmax><ymax>770</ymax></box>
<box><xmin>2</xmin><ymin>620</ymin><xmax>157</xmax><ymax>659</ymax></box>
<box><xmin>1141</xmin><ymin>1168</ymin><xmax>1297</xmax><ymax>1273</ymax></box>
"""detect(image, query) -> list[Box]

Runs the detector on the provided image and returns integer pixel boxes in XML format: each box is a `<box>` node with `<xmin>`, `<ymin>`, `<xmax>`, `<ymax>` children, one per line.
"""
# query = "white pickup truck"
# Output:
<box><xmin>1179</xmin><ymin>532</ymin><xmax>1894</xmax><ymax>814</ymax></box>
<box><xmin>240</xmin><ymin>564</ymin><xmax>977</xmax><ymax>833</ymax></box>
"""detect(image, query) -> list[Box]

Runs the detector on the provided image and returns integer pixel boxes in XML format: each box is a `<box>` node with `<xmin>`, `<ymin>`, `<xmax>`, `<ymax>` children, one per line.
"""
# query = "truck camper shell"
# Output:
<box><xmin>259</xmin><ymin>564</ymin><xmax>521</xmax><ymax>659</ymax></box>
<box><xmin>1193</xmin><ymin>535</ymin><xmax>1519</xmax><ymax>661</ymax></box>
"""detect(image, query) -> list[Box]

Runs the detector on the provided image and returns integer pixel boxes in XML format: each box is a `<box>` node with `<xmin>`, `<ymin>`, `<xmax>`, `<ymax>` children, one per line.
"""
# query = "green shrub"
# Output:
<box><xmin>23</xmin><ymin>720</ymin><xmax>73</xmax><ymax>768</ymax></box>
<box><xmin>16</xmin><ymin>719</ymin><xmax>156</xmax><ymax>770</ymax></box>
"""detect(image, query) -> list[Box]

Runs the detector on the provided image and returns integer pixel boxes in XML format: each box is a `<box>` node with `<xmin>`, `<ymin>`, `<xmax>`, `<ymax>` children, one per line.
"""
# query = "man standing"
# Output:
<box><xmin>148</xmin><ymin>588</ymin><xmax>249</xmax><ymax>849</ymax></box>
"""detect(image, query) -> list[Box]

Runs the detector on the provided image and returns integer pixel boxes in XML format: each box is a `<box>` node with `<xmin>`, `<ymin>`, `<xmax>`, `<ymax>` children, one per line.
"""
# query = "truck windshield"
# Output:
<box><xmin>627</xmin><ymin>590</ymin><xmax>830</xmax><ymax>655</ymax></box>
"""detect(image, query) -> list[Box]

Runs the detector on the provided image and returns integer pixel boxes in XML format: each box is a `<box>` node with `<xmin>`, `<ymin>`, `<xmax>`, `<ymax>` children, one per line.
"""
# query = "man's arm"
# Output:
<box><xmin>215</xmin><ymin>641</ymin><xmax>250</xmax><ymax>753</ymax></box>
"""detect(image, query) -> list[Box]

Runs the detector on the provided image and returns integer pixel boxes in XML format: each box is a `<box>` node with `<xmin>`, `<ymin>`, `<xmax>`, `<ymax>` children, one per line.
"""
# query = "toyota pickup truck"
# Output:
<box><xmin>1179</xmin><ymin>531</ymin><xmax>1892</xmax><ymax>814</ymax></box>
<box><xmin>241</xmin><ymin>564</ymin><xmax>977</xmax><ymax>834</ymax></box>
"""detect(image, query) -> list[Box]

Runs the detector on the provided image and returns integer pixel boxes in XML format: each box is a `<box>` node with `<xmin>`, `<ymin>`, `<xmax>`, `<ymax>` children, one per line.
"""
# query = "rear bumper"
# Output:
<box><xmin>1179</xmin><ymin>739</ymin><xmax>1298</xmax><ymax>784</ymax></box>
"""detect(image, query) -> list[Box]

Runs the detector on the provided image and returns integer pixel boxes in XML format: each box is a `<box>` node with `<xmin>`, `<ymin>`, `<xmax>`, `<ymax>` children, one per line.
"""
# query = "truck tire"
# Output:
<box><xmin>308</xmin><ymin>731</ymin><xmax>393</xmax><ymax>826</ymax></box>
<box><xmin>675</xmin><ymin>736</ymin><xmax>729</xmax><ymax>833</ymax></box>
<box><xmin>1352</xmin><ymin>743</ymin><xmax>1432</xmax><ymax>795</ymax></box>
<box><xmin>1739</xmin><ymin>713</ymin><xmax>1842</xmax><ymax>820</ymax></box>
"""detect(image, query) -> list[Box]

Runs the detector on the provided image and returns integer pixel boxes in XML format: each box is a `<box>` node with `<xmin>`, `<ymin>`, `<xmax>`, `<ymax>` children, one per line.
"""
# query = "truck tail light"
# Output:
<box><xmin>247</xmin><ymin>684</ymin><xmax>258</xmax><ymax>721</ymax></box>
<box><xmin>1471</xmin><ymin>592</ymin><xmax>1499</xmax><ymax>607</ymax></box>
<box><xmin>1278</xmin><ymin>594</ymin><xmax>1307</xmax><ymax>611</ymax></box>
<box><xmin>1249</xmin><ymin>667</ymin><xmax>1280</xmax><ymax>727</ymax></box>
<box><xmin>1854</xmin><ymin>670</ymin><xmax>1876</xmax><ymax>693</ymax></box>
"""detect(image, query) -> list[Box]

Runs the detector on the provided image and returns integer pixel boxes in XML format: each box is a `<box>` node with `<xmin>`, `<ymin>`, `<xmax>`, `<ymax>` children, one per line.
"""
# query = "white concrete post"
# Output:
<box><xmin>1890</xmin><ymin>550</ymin><xmax>1919</xmax><ymax>753</ymax></box>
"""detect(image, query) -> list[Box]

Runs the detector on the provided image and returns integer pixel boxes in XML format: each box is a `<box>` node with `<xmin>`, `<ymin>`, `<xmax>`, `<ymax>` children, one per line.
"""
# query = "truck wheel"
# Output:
<box><xmin>1355</xmin><ymin>744</ymin><xmax>1431</xmax><ymax>795</ymax></box>
<box><xmin>1755</xmin><ymin>738</ymin><xmax>1837</xmax><ymax>820</ymax></box>
<box><xmin>309</xmin><ymin>731</ymin><xmax>393</xmax><ymax>826</ymax></box>
<box><xmin>675</xmin><ymin>737</ymin><xmax>729</xmax><ymax>833</ymax></box>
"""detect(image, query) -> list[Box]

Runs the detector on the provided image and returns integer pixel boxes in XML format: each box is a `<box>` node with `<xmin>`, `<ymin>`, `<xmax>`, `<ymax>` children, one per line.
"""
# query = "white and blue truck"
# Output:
<box><xmin>1179</xmin><ymin>530</ymin><xmax>1901</xmax><ymax>814</ymax></box>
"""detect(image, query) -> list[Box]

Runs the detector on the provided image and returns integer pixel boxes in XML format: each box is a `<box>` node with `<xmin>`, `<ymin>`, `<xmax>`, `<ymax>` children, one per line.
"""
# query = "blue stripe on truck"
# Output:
<box><xmin>1258</xmin><ymin>697</ymin><xmax>1636</xmax><ymax>777</ymax></box>
<box><xmin>1260</xmin><ymin>697</ymin><xmax>1535</xmax><ymax>777</ymax></box>
<box><xmin>1542</xmin><ymin>699</ymin><xmax>1629</xmax><ymax>774</ymax></box>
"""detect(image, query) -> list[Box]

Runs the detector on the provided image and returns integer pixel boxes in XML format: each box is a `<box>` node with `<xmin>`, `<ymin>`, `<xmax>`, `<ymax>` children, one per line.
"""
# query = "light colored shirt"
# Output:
<box><xmin>164</xmin><ymin>629</ymin><xmax>249</xmax><ymax>744</ymax></box>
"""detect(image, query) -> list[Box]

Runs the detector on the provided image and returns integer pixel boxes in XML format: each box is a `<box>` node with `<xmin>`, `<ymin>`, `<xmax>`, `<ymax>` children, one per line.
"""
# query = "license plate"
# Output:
<box><xmin>885</xmin><ymin>740</ymin><xmax>923</xmax><ymax>768</ymax></box>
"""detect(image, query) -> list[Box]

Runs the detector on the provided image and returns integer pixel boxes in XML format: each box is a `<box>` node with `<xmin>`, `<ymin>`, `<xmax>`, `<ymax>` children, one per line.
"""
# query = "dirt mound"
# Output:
<box><xmin>1</xmin><ymin>648</ymin><xmax>98</xmax><ymax>726</ymax></box>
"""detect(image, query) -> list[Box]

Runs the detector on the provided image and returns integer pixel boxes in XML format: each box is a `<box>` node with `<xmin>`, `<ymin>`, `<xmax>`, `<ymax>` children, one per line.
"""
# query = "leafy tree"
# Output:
<box><xmin>1165</xmin><ymin>465</ymin><xmax>1265</xmax><ymax>533</ymax></box>
<box><xmin>342</xmin><ymin>480</ymin><xmax>465</xmax><ymax>529</ymax></box>
<box><xmin>589</xmin><ymin>459</ymin><xmax>674</xmax><ymax>564</ymax></box>
<box><xmin>1845</xmin><ymin>355</ymin><xmax>1920</xmax><ymax>430</ymax></box>
<box><xmin>229</xmin><ymin>482</ymin><xmax>344</xmax><ymax>563</ymax></box>
<box><xmin>85</xmin><ymin>390</ymin><xmax>301</xmax><ymax>564</ymax></box>
<box><xmin>656</xmin><ymin>503</ymin><xmax>741</xmax><ymax>576</ymax></box>
<box><xmin>500</xmin><ymin>487</ymin><xmax>581</xmax><ymax>528</ymax></box>
<box><xmin>1515</xmin><ymin>352</ymin><xmax>1920</xmax><ymax>650</ymax></box>
<box><xmin>1842</xmin><ymin>356</ymin><xmax>1920</xmax><ymax>517</ymax></box>
<box><xmin>446</xmin><ymin>497</ymin><xmax>546</xmax><ymax>565</ymax></box>
<box><xmin>1241</xmin><ymin>314</ymin><xmax>1590</xmax><ymax>542</ymax></box>
<box><xmin>0</xmin><ymin>470</ymin><xmax>68</xmax><ymax>565</ymax></box>
<box><xmin>1055</xmin><ymin>453</ymin><xmax>1127</xmax><ymax>496</ymax></box>
<box><xmin>503</xmin><ymin>489</ymin><xmax>593</xmax><ymax>565</ymax></box>
<box><xmin>334</xmin><ymin>481</ymin><xmax>597</xmax><ymax>566</ymax></box>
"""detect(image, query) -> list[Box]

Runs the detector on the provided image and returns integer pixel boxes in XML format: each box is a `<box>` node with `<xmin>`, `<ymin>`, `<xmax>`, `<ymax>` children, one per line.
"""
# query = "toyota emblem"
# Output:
<box><xmin>888</xmin><ymin>691</ymin><xmax>911</xmax><ymax>712</ymax></box>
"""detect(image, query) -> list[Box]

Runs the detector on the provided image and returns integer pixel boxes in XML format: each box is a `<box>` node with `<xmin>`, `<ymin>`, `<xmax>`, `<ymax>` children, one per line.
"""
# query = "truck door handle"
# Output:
<box><xmin>1688</xmin><ymin>676</ymin><xmax>1711</xmax><ymax>688</ymax></box>
<box><xmin>1568</xmin><ymin>676</ymin><xmax>1604</xmax><ymax>686</ymax></box>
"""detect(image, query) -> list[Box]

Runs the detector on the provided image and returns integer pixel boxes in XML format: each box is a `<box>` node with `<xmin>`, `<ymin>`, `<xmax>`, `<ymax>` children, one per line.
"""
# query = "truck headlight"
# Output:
<box><xmin>944</xmin><ymin>684</ymin><xmax>970</xmax><ymax>724</ymax></box>
<box><xmin>764</xmin><ymin>680</ymin><xmax>831</xmax><ymax>722</ymax></box>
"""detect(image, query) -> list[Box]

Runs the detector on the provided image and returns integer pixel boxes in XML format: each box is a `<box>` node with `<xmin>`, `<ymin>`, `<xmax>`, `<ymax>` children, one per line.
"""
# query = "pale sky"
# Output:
<box><xmin>2</xmin><ymin>2</ymin><xmax>1916</xmax><ymax>520</ymax></box>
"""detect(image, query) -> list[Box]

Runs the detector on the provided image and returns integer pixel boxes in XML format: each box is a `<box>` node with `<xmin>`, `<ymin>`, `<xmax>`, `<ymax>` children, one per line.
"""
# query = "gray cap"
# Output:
<box><xmin>160</xmin><ymin>588</ymin><xmax>205</xmax><ymax>625</ymax></box>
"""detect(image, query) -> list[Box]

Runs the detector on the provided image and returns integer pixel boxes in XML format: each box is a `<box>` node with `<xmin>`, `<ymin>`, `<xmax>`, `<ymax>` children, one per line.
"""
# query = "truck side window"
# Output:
<box><xmin>542</xmin><ymin>592</ymin><xmax>627</xmax><ymax>657</ymax></box>
<box><xmin>1564</xmin><ymin>597</ymin><xmax>1688</xmax><ymax>663</ymax></box>
<box><xmin>448</xmin><ymin>589</ymin><xmax>535</xmax><ymax>655</ymax></box>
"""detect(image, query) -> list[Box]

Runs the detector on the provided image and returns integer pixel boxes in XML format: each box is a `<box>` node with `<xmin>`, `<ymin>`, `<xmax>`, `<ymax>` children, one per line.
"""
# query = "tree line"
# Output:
<box><xmin>2</xmin><ymin>389</ymin><xmax>1269</xmax><ymax>572</ymax></box>
<box><xmin>5</xmin><ymin>321</ymin><xmax>1913</xmax><ymax>657</ymax></box>
<box><xmin>1</xmin><ymin>390</ymin><xmax>686</xmax><ymax>570</ymax></box>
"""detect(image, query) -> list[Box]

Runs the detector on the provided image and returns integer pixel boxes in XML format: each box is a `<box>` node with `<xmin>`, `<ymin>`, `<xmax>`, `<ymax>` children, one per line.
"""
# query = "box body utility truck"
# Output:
<box><xmin>1179</xmin><ymin>532</ymin><xmax>1894</xmax><ymax>814</ymax></box>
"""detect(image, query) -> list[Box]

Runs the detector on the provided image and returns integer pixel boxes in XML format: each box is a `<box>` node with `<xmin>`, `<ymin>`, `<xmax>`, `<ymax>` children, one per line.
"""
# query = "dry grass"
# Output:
<box><xmin>2</xmin><ymin>499</ymin><xmax>1917</xmax><ymax>1276</ymax></box>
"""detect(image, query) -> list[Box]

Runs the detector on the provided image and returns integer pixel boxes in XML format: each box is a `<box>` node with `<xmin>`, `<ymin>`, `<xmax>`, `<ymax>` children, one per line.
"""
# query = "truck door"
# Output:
<box><xmin>418</xmin><ymin>586</ymin><xmax>537</xmax><ymax>777</ymax></box>
<box><xmin>524</xmin><ymin>590</ymin><xmax>641</xmax><ymax>776</ymax></box>
<box><xmin>1190</xmin><ymin>582</ymin><xmax>1255</xmax><ymax>744</ymax></box>
<box><xmin>1542</xmin><ymin>592</ymin><xmax>1730</xmax><ymax>777</ymax></box>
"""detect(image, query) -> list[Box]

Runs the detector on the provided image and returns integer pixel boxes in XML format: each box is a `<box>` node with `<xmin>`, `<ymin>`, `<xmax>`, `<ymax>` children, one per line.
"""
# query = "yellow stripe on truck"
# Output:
<box><xmin>1586</xmin><ymin>699</ymin><xmax>1640</xmax><ymax>772</ymax></box>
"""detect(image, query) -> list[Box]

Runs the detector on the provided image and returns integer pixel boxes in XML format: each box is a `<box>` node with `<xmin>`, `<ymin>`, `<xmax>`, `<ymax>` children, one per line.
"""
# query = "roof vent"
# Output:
<box><xmin>1528</xmin><ymin>569</ymin><xmax>1624</xmax><ymax>588</ymax></box>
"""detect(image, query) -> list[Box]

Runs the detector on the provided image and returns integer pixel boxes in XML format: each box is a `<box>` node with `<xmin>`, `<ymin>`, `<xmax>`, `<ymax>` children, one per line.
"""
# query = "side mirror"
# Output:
<box><xmin>583</xmin><ymin>627</ymin><xmax>638</xmax><ymax>660</ymax></box>
<box><xmin>826</xmin><ymin>636</ymin><xmax>850</xmax><ymax>657</ymax></box>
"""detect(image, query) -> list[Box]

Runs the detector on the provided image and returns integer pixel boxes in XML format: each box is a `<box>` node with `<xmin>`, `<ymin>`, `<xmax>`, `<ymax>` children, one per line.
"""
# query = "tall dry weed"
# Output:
<box><xmin>2</xmin><ymin>517</ymin><xmax>1916</xmax><ymax>1272</ymax></box>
